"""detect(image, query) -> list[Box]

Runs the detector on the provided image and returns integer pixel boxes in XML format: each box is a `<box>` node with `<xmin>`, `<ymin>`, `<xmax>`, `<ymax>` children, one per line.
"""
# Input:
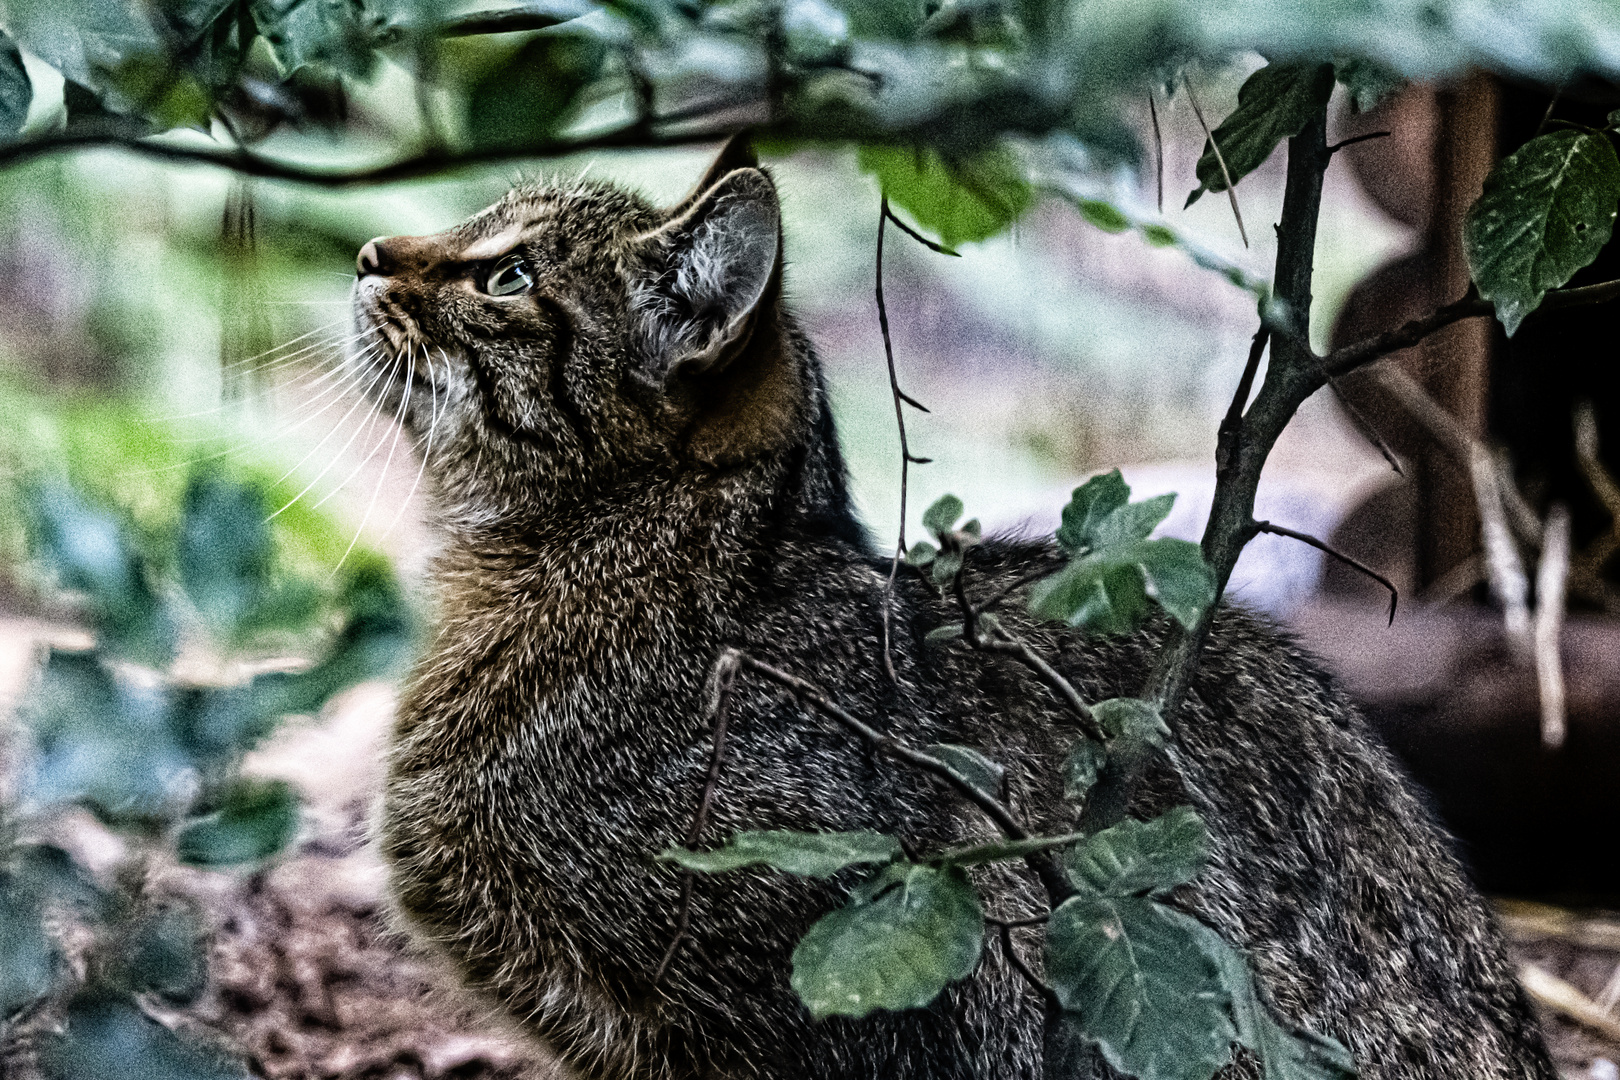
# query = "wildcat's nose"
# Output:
<box><xmin>357</xmin><ymin>238</ymin><xmax>392</xmax><ymax>278</ymax></box>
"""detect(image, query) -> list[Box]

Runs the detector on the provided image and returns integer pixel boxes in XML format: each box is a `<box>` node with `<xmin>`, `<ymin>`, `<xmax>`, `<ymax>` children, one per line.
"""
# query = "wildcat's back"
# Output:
<box><xmin>359</xmin><ymin>143</ymin><xmax>1554</xmax><ymax>1079</ymax></box>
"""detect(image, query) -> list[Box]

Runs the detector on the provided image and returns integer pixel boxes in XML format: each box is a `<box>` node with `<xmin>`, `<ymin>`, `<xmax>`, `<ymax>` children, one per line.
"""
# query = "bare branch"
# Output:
<box><xmin>726</xmin><ymin>652</ymin><xmax>1074</xmax><ymax>903</ymax></box>
<box><xmin>1184</xmin><ymin>74</ymin><xmax>1248</xmax><ymax>248</ymax></box>
<box><xmin>1472</xmin><ymin>445</ymin><xmax>1534</xmax><ymax>658</ymax></box>
<box><xmin>1534</xmin><ymin>506</ymin><xmax>1571</xmax><ymax>750</ymax></box>
<box><xmin>655</xmin><ymin>650</ymin><xmax>743</xmax><ymax>985</ymax></box>
<box><xmin>999</xmin><ymin>921</ymin><xmax>1059</xmax><ymax>1008</ymax></box>
<box><xmin>0</xmin><ymin>122</ymin><xmax>744</xmax><ymax>187</ymax></box>
<box><xmin>883</xmin><ymin>204</ymin><xmax>960</xmax><ymax>256</ymax></box>
<box><xmin>948</xmin><ymin>555</ymin><xmax>1104</xmax><ymax>741</ymax></box>
<box><xmin>1326</xmin><ymin>130</ymin><xmax>1391</xmax><ymax>154</ymax></box>
<box><xmin>1148</xmin><ymin>92</ymin><xmax>1165</xmax><ymax>215</ymax></box>
<box><xmin>1252</xmin><ymin>520</ymin><xmax>1398</xmax><ymax>624</ymax></box>
<box><xmin>1325</xmin><ymin>278</ymin><xmax>1620</xmax><ymax>379</ymax></box>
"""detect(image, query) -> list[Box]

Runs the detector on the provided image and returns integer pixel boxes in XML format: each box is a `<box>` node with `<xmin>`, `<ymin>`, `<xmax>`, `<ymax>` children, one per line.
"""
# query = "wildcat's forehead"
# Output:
<box><xmin>450</xmin><ymin>179</ymin><xmax>658</xmax><ymax>259</ymax></box>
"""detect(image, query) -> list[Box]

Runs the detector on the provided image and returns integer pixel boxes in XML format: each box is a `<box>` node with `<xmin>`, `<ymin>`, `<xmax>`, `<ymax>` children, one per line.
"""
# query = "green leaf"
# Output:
<box><xmin>1464</xmin><ymin>128</ymin><xmax>1620</xmax><ymax>335</ymax></box>
<box><xmin>1065</xmin><ymin>806</ymin><xmax>1209</xmax><ymax>897</ymax></box>
<box><xmin>906</xmin><ymin>541</ymin><xmax>938</xmax><ymax>567</ymax></box>
<box><xmin>661</xmin><ymin>830</ymin><xmax>903</xmax><ymax>877</ymax></box>
<box><xmin>1092</xmin><ymin>697</ymin><xmax>1170</xmax><ymax>748</ymax></box>
<box><xmin>1046</xmin><ymin>894</ymin><xmax>1236</xmax><ymax>1080</ymax></box>
<box><xmin>921</xmin><ymin>494</ymin><xmax>965</xmax><ymax>537</ymax></box>
<box><xmin>1077</xmin><ymin>198</ymin><xmax>1131</xmax><ymax>233</ymax></box>
<box><xmin>252</xmin><ymin>0</ymin><xmax>377</xmax><ymax>78</ymax></box>
<box><xmin>924</xmin><ymin>623</ymin><xmax>964</xmax><ymax>646</ymax></box>
<box><xmin>120</xmin><ymin>906</ymin><xmax>206</xmax><ymax>1003</ymax></box>
<box><xmin>1334</xmin><ymin>56</ymin><xmax>1403</xmax><ymax>114</ymax></box>
<box><xmin>25</xmin><ymin>483</ymin><xmax>174</xmax><ymax>665</ymax></box>
<box><xmin>1188</xmin><ymin>62</ymin><xmax>1335</xmax><ymax>206</ymax></box>
<box><xmin>859</xmin><ymin>144</ymin><xmax>1033</xmax><ymax>249</ymax></box>
<box><xmin>179</xmin><ymin>473</ymin><xmax>272</xmax><ymax>639</ymax></box>
<box><xmin>465</xmin><ymin>30</ymin><xmax>607</xmax><ymax>150</ymax></box>
<box><xmin>1031</xmin><ymin>554</ymin><xmax>1152</xmax><ymax>635</ymax></box>
<box><xmin>26</xmin><ymin>650</ymin><xmax>193</xmax><ymax>820</ymax></box>
<box><xmin>1055</xmin><ymin>470</ymin><xmax>1131</xmax><ymax>555</ymax></box>
<box><xmin>1135</xmin><ymin>538</ymin><xmax>1218</xmax><ymax>630</ymax></box>
<box><xmin>791</xmin><ymin>862</ymin><xmax>983</xmax><ymax>1019</ymax></box>
<box><xmin>1194</xmin><ymin>923</ymin><xmax>1357</xmax><ymax>1080</ymax></box>
<box><xmin>176</xmin><ymin>779</ymin><xmax>299</xmax><ymax>867</ymax></box>
<box><xmin>930</xmin><ymin>548</ymin><xmax>964</xmax><ymax>587</ymax></box>
<box><xmin>0</xmin><ymin>0</ymin><xmax>159</xmax><ymax>88</ymax></box>
<box><xmin>923</xmin><ymin>743</ymin><xmax>1004</xmax><ymax>800</ymax></box>
<box><xmin>1064</xmin><ymin>737</ymin><xmax>1105</xmax><ymax>800</ymax></box>
<box><xmin>0</xmin><ymin>883</ymin><xmax>54</xmax><ymax>1016</ymax></box>
<box><xmin>40</xmin><ymin>992</ymin><xmax>247</xmax><ymax>1080</ymax></box>
<box><xmin>0</xmin><ymin>31</ymin><xmax>32</xmax><ymax>140</ymax></box>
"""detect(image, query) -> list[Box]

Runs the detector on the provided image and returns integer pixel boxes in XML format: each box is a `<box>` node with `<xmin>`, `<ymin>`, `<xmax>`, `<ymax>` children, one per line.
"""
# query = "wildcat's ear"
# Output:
<box><xmin>632</xmin><ymin>163</ymin><xmax>781</xmax><ymax>385</ymax></box>
<box><xmin>667</xmin><ymin>133</ymin><xmax>760</xmax><ymax>219</ymax></box>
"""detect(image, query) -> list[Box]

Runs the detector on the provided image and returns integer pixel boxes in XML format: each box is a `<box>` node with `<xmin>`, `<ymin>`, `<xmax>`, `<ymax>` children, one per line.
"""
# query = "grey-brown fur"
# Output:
<box><xmin>353</xmin><ymin>145</ymin><xmax>1555</xmax><ymax>1080</ymax></box>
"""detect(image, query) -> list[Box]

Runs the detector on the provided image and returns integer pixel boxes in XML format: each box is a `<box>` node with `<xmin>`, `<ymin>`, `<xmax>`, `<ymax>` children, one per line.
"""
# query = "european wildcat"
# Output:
<box><xmin>356</xmin><ymin>141</ymin><xmax>1554</xmax><ymax>1080</ymax></box>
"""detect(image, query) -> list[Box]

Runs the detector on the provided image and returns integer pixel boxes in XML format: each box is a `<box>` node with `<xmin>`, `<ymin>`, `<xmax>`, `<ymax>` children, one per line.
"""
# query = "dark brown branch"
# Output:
<box><xmin>1148</xmin><ymin>92</ymin><xmax>1164</xmax><ymax>215</ymax></box>
<box><xmin>0</xmin><ymin>119</ymin><xmax>740</xmax><ymax>187</ymax></box>
<box><xmin>729</xmin><ymin>652</ymin><xmax>1073</xmax><ymax>903</ymax></box>
<box><xmin>1327</xmin><ymin>130</ymin><xmax>1390</xmax><ymax>154</ymax></box>
<box><xmin>999</xmin><ymin>921</ymin><xmax>1059</xmax><ymax>1008</ymax></box>
<box><xmin>876</xmin><ymin>197</ymin><xmax>912</xmax><ymax>684</ymax></box>
<box><xmin>1252</xmin><ymin>521</ymin><xmax>1398</xmax><ymax>624</ymax></box>
<box><xmin>883</xmin><ymin>205</ymin><xmax>960</xmax><ymax>256</ymax></box>
<box><xmin>1217</xmin><ymin>327</ymin><xmax>1271</xmax><ymax>473</ymax></box>
<box><xmin>1323</xmin><ymin>278</ymin><xmax>1620</xmax><ymax>379</ymax></box>
<box><xmin>1184</xmin><ymin>73</ymin><xmax>1248</xmax><ymax>248</ymax></box>
<box><xmin>949</xmin><ymin>556</ymin><xmax>1104</xmax><ymax>742</ymax></box>
<box><xmin>654</xmin><ymin>651</ymin><xmax>743</xmax><ymax>985</ymax></box>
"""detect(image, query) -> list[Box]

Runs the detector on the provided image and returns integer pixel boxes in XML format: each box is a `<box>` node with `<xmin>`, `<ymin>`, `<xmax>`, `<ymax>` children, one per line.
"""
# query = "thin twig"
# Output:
<box><xmin>875</xmin><ymin>196</ymin><xmax>945</xmax><ymax>684</ymax></box>
<box><xmin>654</xmin><ymin>650</ymin><xmax>742</xmax><ymax>985</ymax></box>
<box><xmin>999</xmin><ymin>921</ymin><xmax>1059</xmax><ymax>1008</ymax></box>
<box><xmin>1148</xmin><ymin>92</ymin><xmax>1164</xmax><ymax>215</ymax></box>
<box><xmin>727</xmin><ymin>652</ymin><xmax>1074</xmax><ymax>904</ymax></box>
<box><xmin>949</xmin><ymin>556</ymin><xmax>1104</xmax><ymax>740</ymax></box>
<box><xmin>1184</xmin><ymin>73</ymin><xmax>1248</xmax><ymax>248</ymax></box>
<box><xmin>1534</xmin><ymin>89</ymin><xmax>1563</xmax><ymax>138</ymax></box>
<box><xmin>970</xmin><ymin>564</ymin><xmax>1050</xmax><ymax>618</ymax></box>
<box><xmin>1324</xmin><ymin>278</ymin><xmax>1620</xmax><ymax>379</ymax></box>
<box><xmin>1327</xmin><ymin>379</ymin><xmax>1403</xmax><ymax>474</ymax></box>
<box><xmin>1574</xmin><ymin>402</ymin><xmax>1620</xmax><ymax>571</ymax></box>
<box><xmin>1534</xmin><ymin>505</ymin><xmax>1571</xmax><ymax>750</ymax></box>
<box><xmin>883</xmin><ymin>204</ymin><xmax>960</xmax><ymax>256</ymax></box>
<box><xmin>1472</xmin><ymin>445</ymin><xmax>1534</xmax><ymax>658</ymax></box>
<box><xmin>1252</xmin><ymin>521</ymin><xmax>1398</xmax><ymax>624</ymax></box>
<box><xmin>1326</xmin><ymin>130</ymin><xmax>1391</xmax><ymax>154</ymax></box>
<box><xmin>985</xmin><ymin>913</ymin><xmax>1052</xmax><ymax>929</ymax></box>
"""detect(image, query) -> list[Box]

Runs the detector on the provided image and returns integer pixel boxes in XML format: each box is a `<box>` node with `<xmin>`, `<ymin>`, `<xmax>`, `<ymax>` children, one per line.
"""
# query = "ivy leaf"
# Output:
<box><xmin>1333</xmin><ymin>56</ymin><xmax>1403</xmax><ymax>114</ymax></box>
<box><xmin>1188</xmin><ymin>62</ymin><xmax>1335</xmax><ymax>206</ymax></box>
<box><xmin>931</xmin><ymin>548</ymin><xmax>965</xmax><ymax>586</ymax></box>
<box><xmin>791</xmin><ymin>862</ymin><xmax>983</xmax><ymax>1018</ymax></box>
<box><xmin>0</xmin><ymin>0</ymin><xmax>159</xmax><ymax>89</ymax></box>
<box><xmin>1046</xmin><ymin>894</ymin><xmax>1236</xmax><ymax>1080</ymax></box>
<box><xmin>40</xmin><ymin>992</ymin><xmax>247</xmax><ymax>1080</ymax></box>
<box><xmin>921</xmin><ymin>494</ymin><xmax>965</xmax><ymax>538</ymax></box>
<box><xmin>923</xmin><ymin>743</ymin><xmax>1005</xmax><ymax>800</ymax></box>
<box><xmin>661</xmin><ymin>830</ymin><xmax>903</xmax><ymax>877</ymax></box>
<box><xmin>859</xmin><ymin>144</ymin><xmax>1033</xmax><ymax>249</ymax></box>
<box><xmin>1065</xmin><ymin>806</ymin><xmax>1210</xmax><ymax>897</ymax></box>
<box><xmin>1464</xmin><ymin>128</ymin><xmax>1620</xmax><ymax>336</ymax></box>
<box><xmin>252</xmin><ymin>0</ymin><xmax>377</xmax><ymax>78</ymax></box>
<box><xmin>906</xmin><ymin>541</ymin><xmax>938</xmax><ymax>568</ymax></box>
<box><xmin>176</xmin><ymin>778</ymin><xmax>299</xmax><ymax>867</ymax></box>
<box><xmin>0</xmin><ymin>31</ymin><xmax>32</xmax><ymax>141</ymax></box>
<box><xmin>925</xmin><ymin>623</ymin><xmax>964</xmax><ymax>646</ymax></box>
<box><xmin>1064</xmin><ymin>737</ymin><xmax>1105</xmax><ymax>800</ymax></box>
<box><xmin>1193</xmin><ymin>919</ymin><xmax>1357</xmax><ymax>1080</ymax></box>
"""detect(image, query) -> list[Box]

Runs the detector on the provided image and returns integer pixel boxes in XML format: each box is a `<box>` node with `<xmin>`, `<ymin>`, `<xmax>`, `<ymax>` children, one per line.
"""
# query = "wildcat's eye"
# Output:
<box><xmin>483</xmin><ymin>253</ymin><xmax>535</xmax><ymax>297</ymax></box>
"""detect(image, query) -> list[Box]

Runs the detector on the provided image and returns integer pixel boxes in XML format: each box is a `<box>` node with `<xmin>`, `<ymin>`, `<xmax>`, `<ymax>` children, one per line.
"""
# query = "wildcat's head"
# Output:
<box><xmin>350</xmin><ymin>138</ymin><xmax>830</xmax><ymax>532</ymax></box>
